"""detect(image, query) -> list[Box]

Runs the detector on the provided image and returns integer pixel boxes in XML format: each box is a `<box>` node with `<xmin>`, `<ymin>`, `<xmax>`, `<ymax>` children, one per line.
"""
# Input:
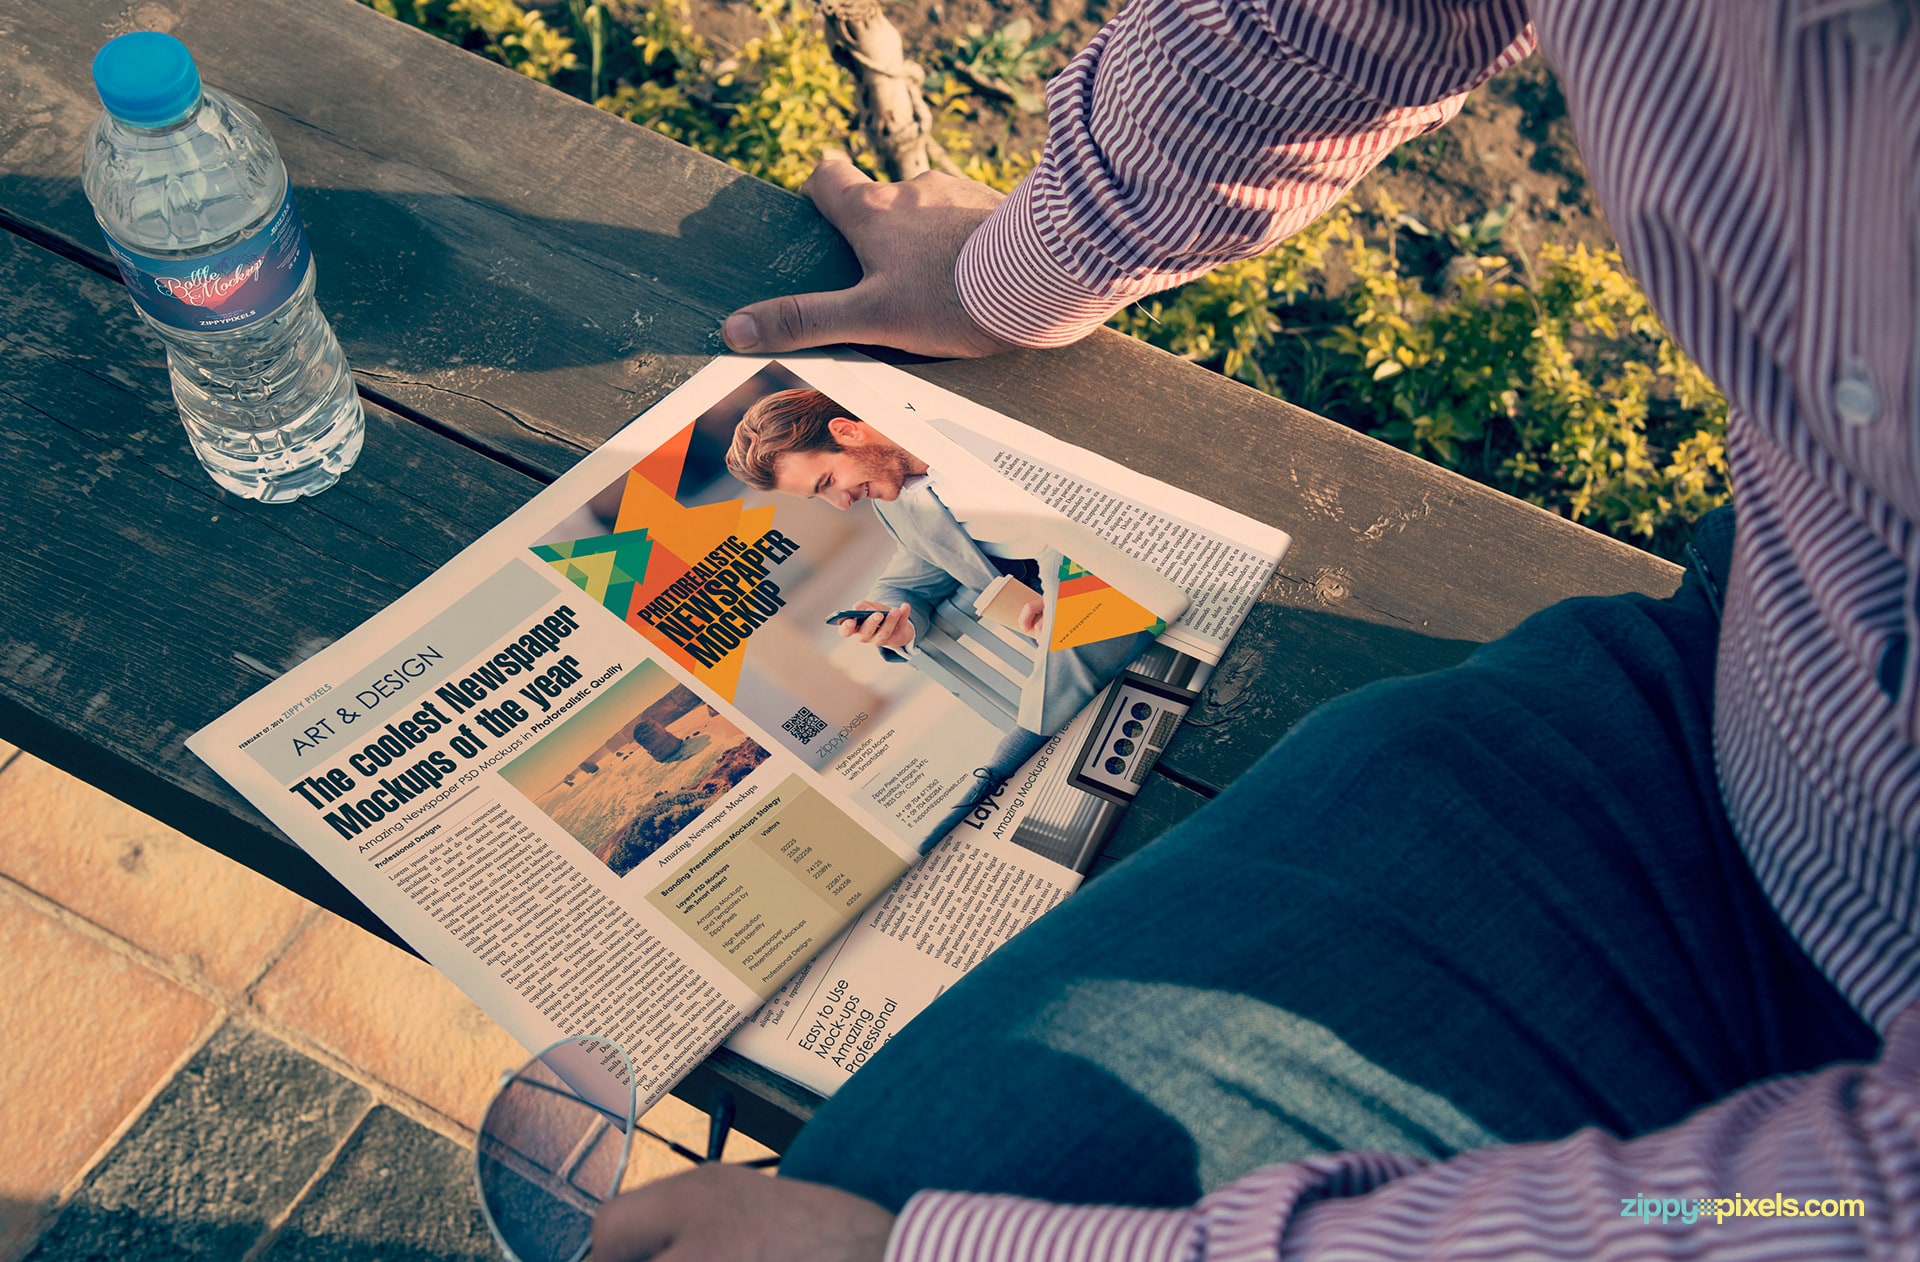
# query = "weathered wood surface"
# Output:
<box><xmin>0</xmin><ymin>220</ymin><xmax>815</xmax><ymax>1141</ymax></box>
<box><xmin>0</xmin><ymin>0</ymin><xmax>1683</xmax><ymax>1143</ymax></box>
<box><xmin>0</xmin><ymin>0</ymin><xmax>1680</xmax><ymax>801</ymax></box>
<box><xmin>0</xmin><ymin>225</ymin><xmax>544</xmax><ymax>937</ymax></box>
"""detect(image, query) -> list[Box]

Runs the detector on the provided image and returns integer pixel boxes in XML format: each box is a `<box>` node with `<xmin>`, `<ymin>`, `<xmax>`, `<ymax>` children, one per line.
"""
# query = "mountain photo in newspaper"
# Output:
<box><xmin>497</xmin><ymin>663</ymin><xmax>770</xmax><ymax>877</ymax></box>
<box><xmin>526</xmin><ymin>362</ymin><xmax>1187</xmax><ymax>855</ymax></box>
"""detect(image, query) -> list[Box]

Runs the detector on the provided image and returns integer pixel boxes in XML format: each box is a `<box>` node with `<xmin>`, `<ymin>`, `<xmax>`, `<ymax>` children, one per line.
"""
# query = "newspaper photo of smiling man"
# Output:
<box><xmin>724</xmin><ymin>385</ymin><xmax>1153</xmax><ymax>799</ymax></box>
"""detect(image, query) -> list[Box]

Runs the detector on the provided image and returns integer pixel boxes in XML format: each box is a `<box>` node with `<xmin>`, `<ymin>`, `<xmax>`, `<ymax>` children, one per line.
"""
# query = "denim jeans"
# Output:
<box><xmin>779</xmin><ymin>563</ymin><xmax>1877</xmax><ymax>1212</ymax></box>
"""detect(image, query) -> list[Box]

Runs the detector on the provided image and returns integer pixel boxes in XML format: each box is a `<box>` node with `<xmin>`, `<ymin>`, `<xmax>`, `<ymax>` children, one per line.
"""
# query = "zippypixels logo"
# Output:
<box><xmin>1620</xmin><ymin>1191</ymin><xmax>1867</xmax><ymax>1226</ymax></box>
<box><xmin>154</xmin><ymin>256</ymin><xmax>266</xmax><ymax>308</ymax></box>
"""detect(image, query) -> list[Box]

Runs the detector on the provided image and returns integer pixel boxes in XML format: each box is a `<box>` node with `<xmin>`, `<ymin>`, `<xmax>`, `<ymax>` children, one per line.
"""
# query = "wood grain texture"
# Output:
<box><xmin>0</xmin><ymin>225</ymin><xmax>544</xmax><ymax>939</ymax></box>
<box><xmin>1087</xmin><ymin>774</ymin><xmax>1215</xmax><ymax>879</ymax></box>
<box><xmin>670</xmin><ymin>1048</ymin><xmax>818</xmax><ymax>1151</ymax></box>
<box><xmin>0</xmin><ymin>0</ymin><xmax>1693</xmax><ymax>1138</ymax></box>
<box><xmin>0</xmin><ymin>0</ymin><xmax>1681</xmax><ymax>799</ymax></box>
<box><xmin>0</xmin><ymin>0</ymin><xmax>847</xmax><ymax>472</ymax></box>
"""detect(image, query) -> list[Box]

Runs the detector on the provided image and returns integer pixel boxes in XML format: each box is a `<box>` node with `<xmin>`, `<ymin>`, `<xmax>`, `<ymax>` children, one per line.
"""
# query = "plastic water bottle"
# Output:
<box><xmin>82</xmin><ymin>32</ymin><xmax>362</xmax><ymax>502</ymax></box>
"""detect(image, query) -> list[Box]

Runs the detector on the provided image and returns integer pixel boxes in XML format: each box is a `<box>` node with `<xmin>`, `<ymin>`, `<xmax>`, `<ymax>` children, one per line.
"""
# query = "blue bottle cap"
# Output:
<box><xmin>92</xmin><ymin>32</ymin><xmax>202</xmax><ymax>128</ymax></box>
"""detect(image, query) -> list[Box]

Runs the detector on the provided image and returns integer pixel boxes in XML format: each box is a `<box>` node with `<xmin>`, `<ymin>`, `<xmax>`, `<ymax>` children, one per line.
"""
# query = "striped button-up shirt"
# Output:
<box><xmin>906</xmin><ymin>1</ymin><xmax>1920</xmax><ymax>1257</ymax></box>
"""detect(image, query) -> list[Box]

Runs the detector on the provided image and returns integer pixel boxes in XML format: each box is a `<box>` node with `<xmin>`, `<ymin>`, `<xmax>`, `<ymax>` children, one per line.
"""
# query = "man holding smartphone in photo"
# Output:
<box><xmin>728</xmin><ymin>387</ymin><xmax>1138</xmax><ymax>753</ymax></box>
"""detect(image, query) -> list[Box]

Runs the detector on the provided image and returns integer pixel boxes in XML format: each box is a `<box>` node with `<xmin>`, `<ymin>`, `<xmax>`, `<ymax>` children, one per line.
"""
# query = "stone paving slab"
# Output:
<box><xmin>0</xmin><ymin>753</ymin><xmax>311</xmax><ymax>994</ymax></box>
<box><xmin>24</xmin><ymin>1022</ymin><xmax>370</xmax><ymax>1261</ymax></box>
<box><xmin>249</xmin><ymin>913</ymin><xmax>528</xmax><ymax>1133</ymax></box>
<box><xmin>1</xmin><ymin>751</ymin><xmax>772</xmax><ymax>1262</ymax></box>
<box><xmin>0</xmin><ymin>891</ymin><xmax>215</xmax><ymax>1260</ymax></box>
<box><xmin>260</xmin><ymin>1106</ymin><xmax>496</xmax><ymax>1262</ymax></box>
<box><xmin>247</xmin><ymin>912</ymin><xmax>764</xmax><ymax>1183</ymax></box>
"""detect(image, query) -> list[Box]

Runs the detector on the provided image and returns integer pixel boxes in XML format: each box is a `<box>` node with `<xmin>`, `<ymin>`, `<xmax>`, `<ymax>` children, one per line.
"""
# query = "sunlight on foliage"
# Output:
<box><xmin>367</xmin><ymin>0</ymin><xmax>858</xmax><ymax>188</ymax></box>
<box><xmin>360</xmin><ymin>0</ymin><xmax>1723</xmax><ymax>556</ymax></box>
<box><xmin>597</xmin><ymin>0</ymin><xmax>720</xmax><ymax>149</ymax></box>
<box><xmin>367</xmin><ymin>0</ymin><xmax>579</xmax><ymax>80</ymax></box>
<box><xmin>926</xmin><ymin>73</ymin><xmax>1039</xmax><ymax>193</ymax></box>
<box><xmin>1110</xmin><ymin>206</ymin><xmax>1354</xmax><ymax>394</ymax></box>
<box><xmin>600</xmin><ymin>0</ymin><xmax>858</xmax><ymax>189</ymax></box>
<box><xmin>712</xmin><ymin>0</ymin><xmax>861</xmax><ymax>189</ymax></box>
<box><xmin>1120</xmin><ymin>194</ymin><xmax>1727</xmax><ymax>554</ymax></box>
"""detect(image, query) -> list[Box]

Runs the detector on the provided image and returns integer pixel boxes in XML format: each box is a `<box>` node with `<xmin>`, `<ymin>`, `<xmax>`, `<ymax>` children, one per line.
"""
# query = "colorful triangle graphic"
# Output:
<box><xmin>530</xmin><ymin>427</ymin><xmax>784</xmax><ymax>704</ymax></box>
<box><xmin>1049</xmin><ymin>556</ymin><xmax>1169</xmax><ymax>652</ymax></box>
<box><xmin>532</xmin><ymin>530</ymin><xmax>655</xmax><ymax>619</ymax></box>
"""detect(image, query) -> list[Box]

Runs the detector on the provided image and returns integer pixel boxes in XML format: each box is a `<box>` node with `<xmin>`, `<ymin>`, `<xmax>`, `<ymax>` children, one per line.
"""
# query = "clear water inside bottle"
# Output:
<box><xmin>83</xmin><ymin>85</ymin><xmax>363</xmax><ymax>503</ymax></box>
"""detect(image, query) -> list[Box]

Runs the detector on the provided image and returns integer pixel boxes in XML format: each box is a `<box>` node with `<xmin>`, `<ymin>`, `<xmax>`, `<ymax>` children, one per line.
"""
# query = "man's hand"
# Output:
<box><xmin>838</xmin><ymin>601</ymin><xmax>916</xmax><ymax>650</ymax></box>
<box><xmin>721</xmin><ymin>157</ymin><xmax>1018</xmax><ymax>358</ymax></box>
<box><xmin>1016</xmin><ymin>595</ymin><xmax>1045</xmax><ymax>636</ymax></box>
<box><xmin>591</xmin><ymin>1165</ymin><xmax>893</xmax><ymax>1262</ymax></box>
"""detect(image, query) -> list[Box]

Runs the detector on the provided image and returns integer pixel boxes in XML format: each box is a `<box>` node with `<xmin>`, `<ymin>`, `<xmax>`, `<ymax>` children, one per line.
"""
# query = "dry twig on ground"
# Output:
<box><xmin>818</xmin><ymin>0</ymin><xmax>962</xmax><ymax>179</ymax></box>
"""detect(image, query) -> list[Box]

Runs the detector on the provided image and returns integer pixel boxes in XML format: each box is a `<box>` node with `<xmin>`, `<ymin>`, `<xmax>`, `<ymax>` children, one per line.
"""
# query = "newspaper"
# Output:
<box><xmin>188</xmin><ymin>352</ymin><xmax>1254</xmax><ymax>1119</ymax></box>
<box><xmin>725</xmin><ymin>386</ymin><xmax>1287</xmax><ymax>1095</ymax></box>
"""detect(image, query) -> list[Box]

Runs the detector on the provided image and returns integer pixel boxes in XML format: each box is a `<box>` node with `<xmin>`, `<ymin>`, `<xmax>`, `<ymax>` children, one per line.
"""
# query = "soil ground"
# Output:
<box><xmin>686</xmin><ymin>0</ymin><xmax>1618</xmax><ymax>261</ymax></box>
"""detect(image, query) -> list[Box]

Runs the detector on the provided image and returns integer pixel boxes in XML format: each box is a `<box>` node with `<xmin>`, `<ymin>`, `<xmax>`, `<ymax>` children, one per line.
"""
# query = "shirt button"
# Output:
<box><xmin>1850</xmin><ymin>1</ymin><xmax>1905</xmax><ymax>53</ymax></box>
<box><xmin>1834</xmin><ymin>367</ymin><xmax>1882</xmax><ymax>427</ymax></box>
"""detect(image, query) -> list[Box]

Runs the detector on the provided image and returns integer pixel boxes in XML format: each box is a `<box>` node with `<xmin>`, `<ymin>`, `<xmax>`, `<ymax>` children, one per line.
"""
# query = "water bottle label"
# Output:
<box><xmin>105</xmin><ymin>191</ymin><xmax>313</xmax><ymax>332</ymax></box>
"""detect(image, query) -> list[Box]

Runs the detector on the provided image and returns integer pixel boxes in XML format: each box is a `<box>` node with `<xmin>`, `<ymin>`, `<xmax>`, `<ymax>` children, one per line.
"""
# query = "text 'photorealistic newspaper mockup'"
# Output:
<box><xmin>189</xmin><ymin>352</ymin><xmax>1285</xmax><ymax>1119</ymax></box>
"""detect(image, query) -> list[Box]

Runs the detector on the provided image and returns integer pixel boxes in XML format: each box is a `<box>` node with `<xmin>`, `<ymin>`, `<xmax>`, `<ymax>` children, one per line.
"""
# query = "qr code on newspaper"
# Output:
<box><xmin>782</xmin><ymin>706</ymin><xmax>827</xmax><ymax>745</ymax></box>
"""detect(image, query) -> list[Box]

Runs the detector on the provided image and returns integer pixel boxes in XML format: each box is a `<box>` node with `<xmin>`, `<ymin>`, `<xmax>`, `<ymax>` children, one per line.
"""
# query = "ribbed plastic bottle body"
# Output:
<box><xmin>82</xmin><ymin>86</ymin><xmax>362</xmax><ymax>502</ymax></box>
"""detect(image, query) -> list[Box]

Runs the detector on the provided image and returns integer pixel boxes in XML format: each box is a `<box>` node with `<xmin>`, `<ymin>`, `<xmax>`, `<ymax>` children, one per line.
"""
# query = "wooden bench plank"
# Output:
<box><xmin>0</xmin><ymin>224</ymin><xmax>546</xmax><ymax>927</ymax></box>
<box><xmin>1088</xmin><ymin>774</ymin><xmax>1215</xmax><ymax>877</ymax></box>
<box><xmin>0</xmin><ymin>0</ymin><xmax>1688</xmax><ymax>1145</ymax></box>
<box><xmin>0</xmin><ymin>221</ymin><xmax>832</xmax><ymax>1142</ymax></box>
<box><xmin>0</xmin><ymin>0</ymin><xmax>838</xmax><ymax>473</ymax></box>
<box><xmin>0</xmin><ymin>0</ymin><xmax>1689</xmax><ymax>871</ymax></box>
<box><xmin>0</xmin><ymin>1</ymin><xmax>1680</xmax><ymax>679</ymax></box>
<box><xmin>0</xmin><ymin>1</ymin><xmax>1681</xmax><ymax>807</ymax></box>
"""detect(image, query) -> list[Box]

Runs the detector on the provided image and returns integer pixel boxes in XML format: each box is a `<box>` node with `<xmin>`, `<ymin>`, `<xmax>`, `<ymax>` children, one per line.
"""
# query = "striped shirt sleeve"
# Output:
<box><xmin>885</xmin><ymin>997</ymin><xmax>1917</xmax><ymax>1262</ymax></box>
<box><xmin>953</xmin><ymin>0</ymin><xmax>1535</xmax><ymax>347</ymax></box>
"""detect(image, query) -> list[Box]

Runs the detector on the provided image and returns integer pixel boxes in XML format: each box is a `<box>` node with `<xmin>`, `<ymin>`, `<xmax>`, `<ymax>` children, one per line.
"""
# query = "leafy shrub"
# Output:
<box><xmin>366</xmin><ymin>0</ymin><xmax>579</xmax><ymax>80</ymax></box>
<box><xmin>609</xmin><ymin>0</ymin><xmax>858</xmax><ymax>191</ymax></box>
<box><xmin>360</xmin><ymin>0</ymin><xmax>1725</xmax><ymax>555</ymax></box>
<box><xmin>947</xmin><ymin>17</ymin><xmax>1063</xmax><ymax>114</ymax></box>
<box><xmin>367</xmin><ymin>0</ymin><xmax>860</xmax><ymax>189</ymax></box>
<box><xmin>1109</xmin><ymin>205</ymin><xmax>1354</xmax><ymax>394</ymax></box>
<box><xmin>1118</xmin><ymin>196</ymin><xmax>1727</xmax><ymax>556</ymax></box>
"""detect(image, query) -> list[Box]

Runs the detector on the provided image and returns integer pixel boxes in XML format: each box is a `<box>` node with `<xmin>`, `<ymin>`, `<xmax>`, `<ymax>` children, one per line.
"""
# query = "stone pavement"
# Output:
<box><xmin>0</xmin><ymin>740</ymin><xmax>772</xmax><ymax>1261</ymax></box>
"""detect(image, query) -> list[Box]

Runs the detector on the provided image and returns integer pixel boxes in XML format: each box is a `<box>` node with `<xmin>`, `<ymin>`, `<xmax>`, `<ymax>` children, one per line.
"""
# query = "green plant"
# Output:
<box><xmin>567</xmin><ymin>0</ymin><xmax>611</xmax><ymax>99</ymax></box>
<box><xmin>1109</xmin><ymin>206</ymin><xmax>1353</xmax><ymax>391</ymax></box>
<box><xmin>366</xmin><ymin>0</ymin><xmax>580</xmax><ymax>81</ymax></box>
<box><xmin>600</xmin><ymin>0</ymin><xmax>861</xmax><ymax>190</ymax></box>
<box><xmin>366</xmin><ymin>0</ymin><xmax>862</xmax><ymax>188</ymax></box>
<box><xmin>1120</xmin><ymin>196</ymin><xmax>1727</xmax><ymax>556</ymax></box>
<box><xmin>921</xmin><ymin>73</ymin><xmax>1038</xmax><ymax>193</ymax></box>
<box><xmin>946</xmin><ymin>18</ymin><xmax>1062</xmax><ymax>114</ymax></box>
<box><xmin>594</xmin><ymin>0</ymin><xmax>721</xmax><ymax>148</ymax></box>
<box><xmin>709</xmin><ymin>0</ymin><xmax>862</xmax><ymax>190</ymax></box>
<box><xmin>360</xmin><ymin>0</ymin><xmax>1722</xmax><ymax>556</ymax></box>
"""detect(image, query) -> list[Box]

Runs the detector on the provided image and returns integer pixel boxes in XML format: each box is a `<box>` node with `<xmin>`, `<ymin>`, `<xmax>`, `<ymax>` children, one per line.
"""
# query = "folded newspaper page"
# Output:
<box><xmin>189</xmin><ymin>352</ymin><xmax>1193</xmax><ymax>1117</ymax></box>
<box><xmin>725</xmin><ymin>377</ymin><xmax>1289</xmax><ymax>1095</ymax></box>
